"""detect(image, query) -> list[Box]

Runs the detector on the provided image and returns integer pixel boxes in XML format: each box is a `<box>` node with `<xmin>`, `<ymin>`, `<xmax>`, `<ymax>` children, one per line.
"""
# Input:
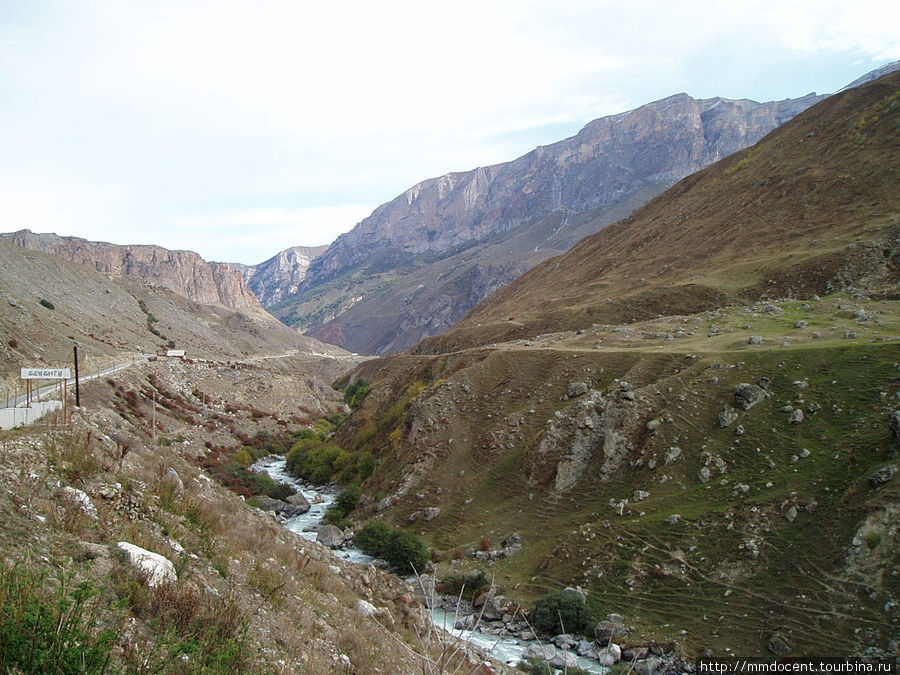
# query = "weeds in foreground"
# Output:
<box><xmin>0</xmin><ymin>561</ymin><xmax>116</xmax><ymax>673</ymax></box>
<box><xmin>112</xmin><ymin>565</ymin><xmax>251</xmax><ymax>674</ymax></box>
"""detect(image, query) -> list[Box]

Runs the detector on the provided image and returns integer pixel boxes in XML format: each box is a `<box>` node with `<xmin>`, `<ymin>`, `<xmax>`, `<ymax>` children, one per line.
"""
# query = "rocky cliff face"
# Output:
<box><xmin>2</xmin><ymin>230</ymin><xmax>264</xmax><ymax>313</ymax></box>
<box><xmin>229</xmin><ymin>245</ymin><xmax>327</xmax><ymax>307</ymax></box>
<box><xmin>280</xmin><ymin>91</ymin><xmax>824</xmax><ymax>354</ymax></box>
<box><xmin>304</xmin><ymin>92</ymin><xmax>824</xmax><ymax>287</ymax></box>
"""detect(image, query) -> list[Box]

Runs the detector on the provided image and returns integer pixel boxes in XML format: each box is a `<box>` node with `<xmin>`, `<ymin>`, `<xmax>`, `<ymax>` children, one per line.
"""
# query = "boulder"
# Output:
<box><xmin>521</xmin><ymin>644</ymin><xmax>556</xmax><ymax>662</ymax></box>
<box><xmin>316</xmin><ymin>524</ymin><xmax>346</xmax><ymax>548</ymax></box>
<box><xmin>718</xmin><ymin>406</ymin><xmax>739</xmax><ymax>428</ymax></box>
<box><xmin>598</xmin><ymin>643</ymin><xmax>622</xmax><ymax>666</ymax></box>
<box><xmin>117</xmin><ymin>541</ymin><xmax>176</xmax><ymax>587</ymax></box>
<box><xmin>733</xmin><ymin>383</ymin><xmax>768</xmax><ymax>410</ymax></box>
<box><xmin>868</xmin><ymin>464</ymin><xmax>897</xmax><ymax>489</ymax></box>
<box><xmin>634</xmin><ymin>656</ymin><xmax>666</xmax><ymax>675</ymax></box>
<box><xmin>163</xmin><ymin>467</ymin><xmax>184</xmax><ymax>496</ymax></box>
<box><xmin>253</xmin><ymin>495</ymin><xmax>309</xmax><ymax>518</ymax></box>
<box><xmin>567</xmin><ymin>382</ymin><xmax>589</xmax><ymax>398</ymax></box>
<box><xmin>423</xmin><ymin>507</ymin><xmax>441</xmax><ymax>521</ymax></box>
<box><xmin>768</xmin><ymin>632</ymin><xmax>792</xmax><ymax>656</ymax></box>
<box><xmin>61</xmin><ymin>486</ymin><xmax>98</xmax><ymax>519</ymax></box>
<box><xmin>890</xmin><ymin>411</ymin><xmax>900</xmax><ymax>440</ymax></box>
<box><xmin>286</xmin><ymin>492</ymin><xmax>311</xmax><ymax>513</ymax></box>
<box><xmin>549</xmin><ymin>651</ymin><xmax>579</xmax><ymax>669</ymax></box>
<box><xmin>594</xmin><ymin>618</ymin><xmax>626</xmax><ymax>643</ymax></box>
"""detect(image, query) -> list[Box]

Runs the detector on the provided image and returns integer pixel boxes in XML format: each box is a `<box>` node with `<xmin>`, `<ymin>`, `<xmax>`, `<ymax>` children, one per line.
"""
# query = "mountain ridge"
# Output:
<box><xmin>1</xmin><ymin>229</ymin><xmax>265</xmax><ymax>317</ymax></box>
<box><xmin>273</xmin><ymin>89</ymin><xmax>826</xmax><ymax>354</ymax></box>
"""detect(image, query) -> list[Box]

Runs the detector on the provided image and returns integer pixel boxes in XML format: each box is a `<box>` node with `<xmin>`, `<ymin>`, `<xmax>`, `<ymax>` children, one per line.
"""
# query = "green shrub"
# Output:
<box><xmin>0</xmin><ymin>563</ymin><xmax>116</xmax><ymax>673</ymax></box>
<box><xmin>439</xmin><ymin>569</ymin><xmax>490</xmax><ymax>603</ymax></box>
<box><xmin>530</xmin><ymin>589</ymin><xmax>593</xmax><ymax>636</ymax></box>
<box><xmin>354</xmin><ymin>521</ymin><xmax>430</xmax><ymax>574</ymax></box>
<box><xmin>285</xmin><ymin>440</ymin><xmax>348</xmax><ymax>484</ymax></box>
<box><xmin>344</xmin><ymin>379</ymin><xmax>370</xmax><ymax>407</ymax></box>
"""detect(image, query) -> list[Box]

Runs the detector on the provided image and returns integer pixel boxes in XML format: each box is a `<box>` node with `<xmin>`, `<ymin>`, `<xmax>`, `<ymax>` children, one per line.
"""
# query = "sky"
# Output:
<box><xmin>1</xmin><ymin>1</ymin><xmax>898</xmax><ymax>265</ymax></box>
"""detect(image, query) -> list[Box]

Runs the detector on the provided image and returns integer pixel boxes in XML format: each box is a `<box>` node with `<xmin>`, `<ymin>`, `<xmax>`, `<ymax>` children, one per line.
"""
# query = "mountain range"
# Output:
<box><xmin>264</xmin><ymin>90</ymin><xmax>827</xmax><ymax>354</ymax></box>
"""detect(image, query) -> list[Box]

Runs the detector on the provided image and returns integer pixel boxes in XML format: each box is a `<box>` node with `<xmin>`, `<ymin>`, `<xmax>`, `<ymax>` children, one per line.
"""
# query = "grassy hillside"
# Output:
<box><xmin>417</xmin><ymin>72</ymin><xmax>899</xmax><ymax>354</ymax></box>
<box><xmin>332</xmin><ymin>72</ymin><xmax>900</xmax><ymax>658</ymax></box>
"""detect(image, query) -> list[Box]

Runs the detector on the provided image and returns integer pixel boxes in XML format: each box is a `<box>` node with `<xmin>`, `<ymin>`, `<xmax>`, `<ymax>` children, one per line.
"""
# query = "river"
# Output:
<box><xmin>255</xmin><ymin>456</ymin><xmax>605</xmax><ymax>673</ymax></box>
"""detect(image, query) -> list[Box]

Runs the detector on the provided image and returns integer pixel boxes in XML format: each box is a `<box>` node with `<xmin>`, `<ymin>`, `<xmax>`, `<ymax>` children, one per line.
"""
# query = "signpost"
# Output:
<box><xmin>19</xmin><ymin>367</ymin><xmax>72</xmax><ymax>424</ymax></box>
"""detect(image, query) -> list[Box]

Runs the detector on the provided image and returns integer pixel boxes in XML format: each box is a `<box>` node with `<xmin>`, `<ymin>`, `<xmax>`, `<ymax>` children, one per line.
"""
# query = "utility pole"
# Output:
<box><xmin>73</xmin><ymin>344</ymin><xmax>81</xmax><ymax>407</ymax></box>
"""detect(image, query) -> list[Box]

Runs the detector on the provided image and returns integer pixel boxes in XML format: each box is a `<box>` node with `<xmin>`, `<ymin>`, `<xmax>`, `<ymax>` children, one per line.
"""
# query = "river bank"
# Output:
<box><xmin>255</xmin><ymin>455</ymin><xmax>674</xmax><ymax>673</ymax></box>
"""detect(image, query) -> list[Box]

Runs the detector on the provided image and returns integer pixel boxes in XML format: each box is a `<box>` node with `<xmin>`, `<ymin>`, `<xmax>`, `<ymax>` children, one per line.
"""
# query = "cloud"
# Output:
<box><xmin>1</xmin><ymin>0</ymin><xmax>898</xmax><ymax>263</ymax></box>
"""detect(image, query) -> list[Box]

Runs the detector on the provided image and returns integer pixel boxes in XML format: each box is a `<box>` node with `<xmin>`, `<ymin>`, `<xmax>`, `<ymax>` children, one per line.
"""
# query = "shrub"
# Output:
<box><xmin>530</xmin><ymin>589</ymin><xmax>593</xmax><ymax>636</ymax></box>
<box><xmin>285</xmin><ymin>440</ymin><xmax>348</xmax><ymax>484</ymax></box>
<box><xmin>354</xmin><ymin>521</ymin><xmax>430</xmax><ymax>574</ymax></box>
<box><xmin>0</xmin><ymin>563</ymin><xmax>115</xmax><ymax>673</ymax></box>
<box><xmin>39</xmin><ymin>298</ymin><xmax>55</xmax><ymax>310</ymax></box>
<box><xmin>439</xmin><ymin>569</ymin><xmax>490</xmax><ymax>603</ymax></box>
<box><xmin>334</xmin><ymin>483</ymin><xmax>361</xmax><ymax>515</ymax></box>
<box><xmin>344</xmin><ymin>379</ymin><xmax>370</xmax><ymax>407</ymax></box>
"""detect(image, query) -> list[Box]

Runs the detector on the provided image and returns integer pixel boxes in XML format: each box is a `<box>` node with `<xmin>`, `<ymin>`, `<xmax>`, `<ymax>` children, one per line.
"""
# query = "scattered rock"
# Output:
<box><xmin>748</xmin><ymin>335</ymin><xmax>764</xmax><ymax>345</ymax></box>
<box><xmin>698</xmin><ymin>467</ymin><xmax>711</xmax><ymax>483</ymax></box>
<box><xmin>890</xmin><ymin>411</ymin><xmax>900</xmax><ymax>440</ymax></box>
<box><xmin>665</xmin><ymin>514</ymin><xmax>682</xmax><ymax>525</ymax></box>
<box><xmin>646</xmin><ymin>418</ymin><xmax>663</xmax><ymax>432</ymax></box>
<box><xmin>633</xmin><ymin>490</ymin><xmax>650</xmax><ymax>502</ymax></box>
<box><xmin>423</xmin><ymin>507</ymin><xmax>441</xmax><ymax>521</ymax></box>
<box><xmin>789</xmin><ymin>409</ymin><xmax>804</xmax><ymax>424</ymax></box>
<box><xmin>785</xmin><ymin>506</ymin><xmax>798</xmax><ymax>523</ymax></box>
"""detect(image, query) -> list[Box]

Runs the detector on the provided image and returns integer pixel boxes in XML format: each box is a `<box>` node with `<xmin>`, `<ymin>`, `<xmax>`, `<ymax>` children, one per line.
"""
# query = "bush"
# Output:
<box><xmin>39</xmin><ymin>298</ymin><xmax>55</xmax><ymax>310</ymax></box>
<box><xmin>285</xmin><ymin>440</ymin><xmax>348</xmax><ymax>484</ymax></box>
<box><xmin>354</xmin><ymin>521</ymin><xmax>430</xmax><ymax>574</ymax></box>
<box><xmin>530</xmin><ymin>589</ymin><xmax>593</xmax><ymax>636</ymax></box>
<box><xmin>0</xmin><ymin>563</ymin><xmax>115</xmax><ymax>672</ymax></box>
<box><xmin>439</xmin><ymin>569</ymin><xmax>490</xmax><ymax>603</ymax></box>
<box><xmin>344</xmin><ymin>379</ymin><xmax>370</xmax><ymax>407</ymax></box>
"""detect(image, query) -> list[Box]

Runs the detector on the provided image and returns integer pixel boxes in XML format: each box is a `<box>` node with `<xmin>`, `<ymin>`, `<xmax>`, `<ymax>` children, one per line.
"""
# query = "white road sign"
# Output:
<box><xmin>21</xmin><ymin>368</ymin><xmax>71</xmax><ymax>380</ymax></box>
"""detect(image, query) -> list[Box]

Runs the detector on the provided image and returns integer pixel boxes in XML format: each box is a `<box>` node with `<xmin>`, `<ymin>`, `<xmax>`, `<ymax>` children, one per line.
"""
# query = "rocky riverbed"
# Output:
<box><xmin>254</xmin><ymin>455</ymin><xmax>696</xmax><ymax>673</ymax></box>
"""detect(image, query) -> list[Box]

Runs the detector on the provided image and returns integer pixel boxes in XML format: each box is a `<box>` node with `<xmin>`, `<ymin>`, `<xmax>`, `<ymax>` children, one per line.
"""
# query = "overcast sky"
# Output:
<box><xmin>1</xmin><ymin>1</ymin><xmax>898</xmax><ymax>264</ymax></box>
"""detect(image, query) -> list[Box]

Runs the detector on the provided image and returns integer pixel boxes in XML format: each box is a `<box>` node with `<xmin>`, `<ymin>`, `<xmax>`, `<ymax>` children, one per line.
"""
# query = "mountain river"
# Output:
<box><xmin>256</xmin><ymin>456</ymin><xmax>604</xmax><ymax>672</ymax></box>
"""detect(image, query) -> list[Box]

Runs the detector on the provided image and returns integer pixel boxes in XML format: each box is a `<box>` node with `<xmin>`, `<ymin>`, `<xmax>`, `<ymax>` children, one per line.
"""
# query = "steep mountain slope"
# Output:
<box><xmin>422</xmin><ymin>72</ymin><xmax>899</xmax><ymax>352</ymax></box>
<box><xmin>275</xmin><ymin>91</ymin><xmax>825</xmax><ymax>354</ymax></box>
<box><xmin>229</xmin><ymin>244</ymin><xmax>328</xmax><ymax>307</ymax></box>
<box><xmin>328</xmin><ymin>72</ymin><xmax>900</xmax><ymax>658</ymax></box>
<box><xmin>1</xmin><ymin>229</ymin><xmax>265</xmax><ymax>316</ymax></box>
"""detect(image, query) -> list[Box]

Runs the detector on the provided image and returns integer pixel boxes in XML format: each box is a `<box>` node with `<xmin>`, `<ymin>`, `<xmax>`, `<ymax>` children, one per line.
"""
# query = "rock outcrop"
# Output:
<box><xmin>229</xmin><ymin>245</ymin><xmax>327</xmax><ymax>307</ymax></box>
<box><xmin>2</xmin><ymin>230</ymin><xmax>263</xmax><ymax>313</ymax></box>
